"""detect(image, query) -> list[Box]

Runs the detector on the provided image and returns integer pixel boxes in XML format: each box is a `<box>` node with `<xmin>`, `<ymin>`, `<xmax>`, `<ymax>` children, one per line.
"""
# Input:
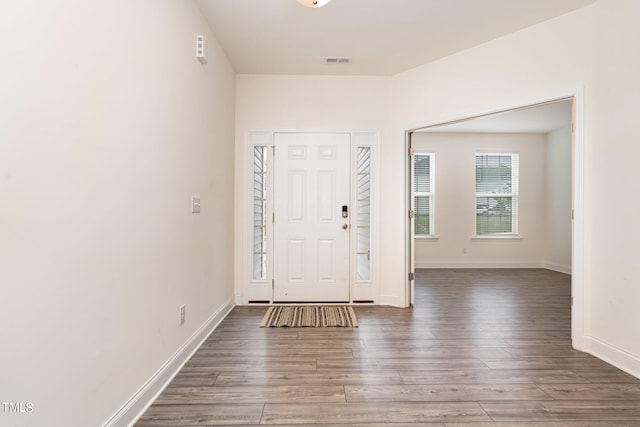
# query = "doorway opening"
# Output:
<box><xmin>405</xmin><ymin>96</ymin><xmax>585</xmax><ymax>351</ymax></box>
<box><xmin>244</xmin><ymin>130</ymin><xmax>380</xmax><ymax>305</ymax></box>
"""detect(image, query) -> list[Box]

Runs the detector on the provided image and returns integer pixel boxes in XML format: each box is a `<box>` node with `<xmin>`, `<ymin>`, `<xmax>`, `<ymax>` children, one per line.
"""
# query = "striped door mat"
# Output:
<box><xmin>260</xmin><ymin>305</ymin><xmax>358</xmax><ymax>327</ymax></box>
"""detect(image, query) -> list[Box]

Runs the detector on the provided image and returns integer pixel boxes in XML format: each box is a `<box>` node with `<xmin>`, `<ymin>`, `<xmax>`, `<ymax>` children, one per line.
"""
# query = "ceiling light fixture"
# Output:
<box><xmin>296</xmin><ymin>0</ymin><xmax>331</xmax><ymax>8</ymax></box>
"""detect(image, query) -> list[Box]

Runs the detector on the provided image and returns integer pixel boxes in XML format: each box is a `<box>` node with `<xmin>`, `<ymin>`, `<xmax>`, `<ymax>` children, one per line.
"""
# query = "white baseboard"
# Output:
<box><xmin>103</xmin><ymin>296</ymin><xmax>235</xmax><ymax>427</ymax></box>
<box><xmin>585</xmin><ymin>336</ymin><xmax>640</xmax><ymax>380</ymax></box>
<box><xmin>379</xmin><ymin>293</ymin><xmax>404</xmax><ymax>307</ymax></box>
<box><xmin>415</xmin><ymin>261</ymin><xmax>544</xmax><ymax>269</ymax></box>
<box><xmin>543</xmin><ymin>262</ymin><xmax>572</xmax><ymax>274</ymax></box>
<box><xmin>414</xmin><ymin>261</ymin><xmax>572</xmax><ymax>274</ymax></box>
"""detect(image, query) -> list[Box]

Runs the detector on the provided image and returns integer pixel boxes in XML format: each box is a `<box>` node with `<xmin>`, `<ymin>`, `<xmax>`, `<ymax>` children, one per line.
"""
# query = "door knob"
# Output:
<box><xmin>342</xmin><ymin>224</ymin><xmax>349</xmax><ymax>230</ymax></box>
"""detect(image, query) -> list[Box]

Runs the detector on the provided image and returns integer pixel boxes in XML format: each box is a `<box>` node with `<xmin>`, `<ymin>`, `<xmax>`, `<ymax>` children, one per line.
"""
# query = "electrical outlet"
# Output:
<box><xmin>179</xmin><ymin>305</ymin><xmax>186</xmax><ymax>326</ymax></box>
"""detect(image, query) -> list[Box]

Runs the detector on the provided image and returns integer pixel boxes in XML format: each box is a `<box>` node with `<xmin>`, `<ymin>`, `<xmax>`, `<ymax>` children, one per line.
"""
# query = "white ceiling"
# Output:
<box><xmin>197</xmin><ymin>0</ymin><xmax>595</xmax><ymax>76</ymax></box>
<box><xmin>415</xmin><ymin>100</ymin><xmax>573</xmax><ymax>134</ymax></box>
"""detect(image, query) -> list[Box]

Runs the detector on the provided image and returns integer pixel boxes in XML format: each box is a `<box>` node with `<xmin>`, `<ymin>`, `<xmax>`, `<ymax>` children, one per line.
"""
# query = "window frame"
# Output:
<box><xmin>252</xmin><ymin>145</ymin><xmax>268</xmax><ymax>280</ymax></box>
<box><xmin>413</xmin><ymin>152</ymin><xmax>435</xmax><ymax>238</ymax></box>
<box><xmin>474</xmin><ymin>152</ymin><xmax>519</xmax><ymax>237</ymax></box>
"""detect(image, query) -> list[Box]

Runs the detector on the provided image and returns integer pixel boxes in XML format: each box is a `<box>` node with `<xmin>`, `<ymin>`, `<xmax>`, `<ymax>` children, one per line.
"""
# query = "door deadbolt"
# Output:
<box><xmin>342</xmin><ymin>224</ymin><xmax>349</xmax><ymax>230</ymax></box>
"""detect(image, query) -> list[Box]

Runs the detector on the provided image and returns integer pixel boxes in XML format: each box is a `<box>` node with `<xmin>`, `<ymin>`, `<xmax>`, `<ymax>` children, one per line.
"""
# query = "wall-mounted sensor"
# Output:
<box><xmin>196</xmin><ymin>35</ymin><xmax>207</xmax><ymax>64</ymax></box>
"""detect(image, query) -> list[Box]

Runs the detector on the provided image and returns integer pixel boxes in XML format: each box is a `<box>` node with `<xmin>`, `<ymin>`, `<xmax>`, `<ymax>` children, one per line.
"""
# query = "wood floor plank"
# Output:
<box><xmin>154</xmin><ymin>385</ymin><xmax>346</xmax><ymax>404</ymax></box>
<box><xmin>352</xmin><ymin>347</ymin><xmax>514</xmax><ymax>359</ymax></box>
<box><xmin>503</xmin><ymin>346</ymin><xmax>591</xmax><ymax>358</ymax></box>
<box><xmin>400</xmin><ymin>369</ymin><xmax>589</xmax><ymax>385</ymax></box>
<box><xmin>480</xmin><ymin>401</ymin><xmax>640</xmax><ymax>421</ymax></box>
<box><xmin>359</xmin><ymin>338</ymin><xmax>511</xmax><ymax>348</ymax></box>
<box><xmin>574</xmin><ymin>368</ymin><xmax>640</xmax><ymax>383</ymax></box>
<box><xmin>481</xmin><ymin>357</ymin><xmax>613</xmax><ymax>371</ymax></box>
<box><xmin>214</xmin><ymin>370</ymin><xmax>404</xmax><ymax>386</ymax></box>
<box><xmin>504</xmin><ymin>339</ymin><xmax>574</xmax><ymax>346</ymax></box>
<box><xmin>134</xmin><ymin>403</ymin><xmax>263</xmax><ymax>426</ymax></box>
<box><xmin>135</xmin><ymin>269</ymin><xmax>640</xmax><ymax>426</ymax></box>
<box><xmin>538</xmin><ymin>383</ymin><xmax>640</xmax><ymax>400</ymax></box>
<box><xmin>344</xmin><ymin>384</ymin><xmax>552</xmax><ymax>402</ymax></box>
<box><xmin>261</xmin><ymin>402</ymin><xmax>491</xmax><ymax>424</ymax></box>
<box><xmin>167</xmin><ymin>371</ymin><xmax>218</xmax><ymax>387</ymax></box>
<box><xmin>445</xmin><ymin>422</ymin><xmax>640</xmax><ymax>427</ymax></box>
<box><xmin>231</xmin><ymin>424</ymin><xmax>446</xmax><ymax>427</ymax></box>
<box><xmin>192</xmin><ymin>348</ymin><xmax>355</xmax><ymax>359</ymax></box>
<box><xmin>184</xmin><ymin>358</ymin><xmax>318</xmax><ymax>371</ymax></box>
<box><xmin>317</xmin><ymin>358</ymin><xmax>489</xmax><ymax>370</ymax></box>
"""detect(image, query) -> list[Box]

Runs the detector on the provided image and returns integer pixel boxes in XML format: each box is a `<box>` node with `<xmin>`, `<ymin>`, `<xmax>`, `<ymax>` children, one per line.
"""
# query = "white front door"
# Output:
<box><xmin>273</xmin><ymin>133</ymin><xmax>351</xmax><ymax>302</ymax></box>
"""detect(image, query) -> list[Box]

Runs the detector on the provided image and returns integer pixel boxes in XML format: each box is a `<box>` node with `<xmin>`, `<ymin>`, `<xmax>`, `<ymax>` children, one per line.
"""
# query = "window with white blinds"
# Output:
<box><xmin>253</xmin><ymin>146</ymin><xmax>268</xmax><ymax>280</ymax></box>
<box><xmin>413</xmin><ymin>153</ymin><xmax>434</xmax><ymax>236</ymax></box>
<box><xmin>356</xmin><ymin>147</ymin><xmax>371</xmax><ymax>280</ymax></box>
<box><xmin>475</xmin><ymin>153</ymin><xmax>519</xmax><ymax>235</ymax></box>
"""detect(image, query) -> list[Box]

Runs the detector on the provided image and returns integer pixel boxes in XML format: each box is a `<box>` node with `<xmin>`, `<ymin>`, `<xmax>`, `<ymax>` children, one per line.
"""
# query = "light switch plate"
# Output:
<box><xmin>192</xmin><ymin>196</ymin><xmax>201</xmax><ymax>213</ymax></box>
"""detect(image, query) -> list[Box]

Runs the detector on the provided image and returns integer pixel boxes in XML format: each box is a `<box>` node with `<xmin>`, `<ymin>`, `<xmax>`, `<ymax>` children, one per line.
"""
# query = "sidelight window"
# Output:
<box><xmin>253</xmin><ymin>146</ymin><xmax>268</xmax><ymax>280</ymax></box>
<box><xmin>356</xmin><ymin>147</ymin><xmax>371</xmax><ymax>280</ymax></box>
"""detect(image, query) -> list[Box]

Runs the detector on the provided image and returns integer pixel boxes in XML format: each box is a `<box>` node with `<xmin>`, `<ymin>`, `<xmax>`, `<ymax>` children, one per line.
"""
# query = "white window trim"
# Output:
<box><xmin>243</xmin><ymin>131</ymin><xmax>275</xmax><ymax>304</ymax></box>
<box><xmin>413</xmin><ymin>152</ymin><xmax>435</xmax><ymax>238</ymax></box>
<box><xmin>471</xmin><ymin>234</ymin><xmax>523</xmax><ymax>240</ymax></box>
<box><xmin>474</xmin><ymin>152</ymin><xmax>519</xmax><ymax>237</ymax></box>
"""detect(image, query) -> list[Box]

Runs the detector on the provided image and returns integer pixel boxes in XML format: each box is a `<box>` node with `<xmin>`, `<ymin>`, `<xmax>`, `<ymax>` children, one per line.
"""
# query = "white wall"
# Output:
<box><xmin>412</xmin><ymin>132</ymin><xmax>546</xmax><ymax>267</ymax></box>
<box><xmin>0</xmin><ymin>1</ymin><xmax>236</xmax><ymax>426</ymax></box>
<box><xmin>545</xmin><ymin>125</ymin><xmax>572</xmax><ymax>273</ymax></box>
<box><xmin>587</xmin><ymin>0</ymin><xmax>640</xmax><ymax>370</ymax></box>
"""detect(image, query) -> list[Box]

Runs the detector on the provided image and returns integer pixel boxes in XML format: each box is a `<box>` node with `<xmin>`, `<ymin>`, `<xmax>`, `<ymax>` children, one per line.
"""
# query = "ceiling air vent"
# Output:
<box><xmin>325</xmin><ymin>57</ymin><xmax>352</xmax><ymax>65</ymax></box>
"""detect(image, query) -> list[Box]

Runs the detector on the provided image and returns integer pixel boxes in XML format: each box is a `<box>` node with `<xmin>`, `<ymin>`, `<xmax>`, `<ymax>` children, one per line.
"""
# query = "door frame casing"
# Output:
<box><xmin>404</xmin><ymin>90</ymin><xmax>585</xmax><ymax>353</ymax></box>
<box><xmin>242</xmin><ymin>129</ymin><xmax>380</xmax><ymax>305</ymax></box>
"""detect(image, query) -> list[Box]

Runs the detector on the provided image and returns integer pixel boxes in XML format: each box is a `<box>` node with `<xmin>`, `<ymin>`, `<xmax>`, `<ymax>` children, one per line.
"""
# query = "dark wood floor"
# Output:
<box><xmin>136</xmin><ymin>269</ymin><xmax>640</xmax><ymax>426</ymax></box>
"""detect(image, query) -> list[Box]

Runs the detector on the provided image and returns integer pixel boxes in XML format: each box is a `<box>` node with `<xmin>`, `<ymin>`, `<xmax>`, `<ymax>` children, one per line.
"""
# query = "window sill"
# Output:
<box><xmin>471</xmin><ymin>234</ymin><xmax>523</xmax><ymax>240</ymax></box>
<box><xmin>415</xmin><ymin>235</ymin><xmax>440</xmax><ymax>240</ymax></box>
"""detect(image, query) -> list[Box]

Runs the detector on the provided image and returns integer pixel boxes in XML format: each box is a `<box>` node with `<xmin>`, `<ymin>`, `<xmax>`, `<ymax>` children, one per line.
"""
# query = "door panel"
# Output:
<box><xmin>274</xmin><ymin>133</ymin><xmax>350</xmax><ymax>302</ymax></box>
<box><xmin>318</xmin><ymin>171</ymin><xmax>336</xmax><ymax>222</ymax></box>
<box><xmin>287</xmin><ymin>171</ymin><xmax>306</xmax><ymax>221</ymax></box>
<box><xmin>318</xmin><ymin>239</ymin><xmax>335</xmax><ymax>281</ymax></box>
<box><xmin>287</xmin><ymin>239</ymin><xmax>305</xmax><ymax>281</ymax></box>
